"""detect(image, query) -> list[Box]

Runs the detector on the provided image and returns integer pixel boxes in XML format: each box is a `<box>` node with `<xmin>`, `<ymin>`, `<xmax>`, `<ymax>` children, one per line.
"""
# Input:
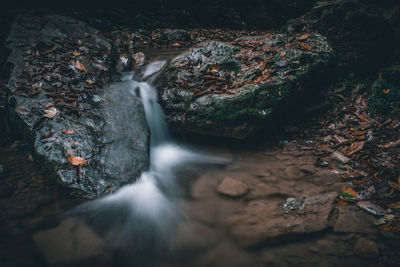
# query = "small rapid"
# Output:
<box><xmin>49</xmin><ymin>62</ymin><xmax>229</xmax><ymax>266</ymax></box>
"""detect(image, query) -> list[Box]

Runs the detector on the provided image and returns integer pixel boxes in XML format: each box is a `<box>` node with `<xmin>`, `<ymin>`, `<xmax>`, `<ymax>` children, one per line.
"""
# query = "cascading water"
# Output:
<box><xmin>47</xmin><ymin>62</ymin><xmax>229</xmax><ymax>266</ymax></box>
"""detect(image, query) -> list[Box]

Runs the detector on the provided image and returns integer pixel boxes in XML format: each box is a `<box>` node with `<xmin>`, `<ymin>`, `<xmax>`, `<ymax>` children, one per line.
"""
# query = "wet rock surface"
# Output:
<box><xmin>3</xmin><ymin>11</ymin><xmax>150</xmax><ymax>197</ymax></box>
<box><xmin>156</xmin><ymin>33</ymin><xmax>333</xmax><ymax>138</ymax></box>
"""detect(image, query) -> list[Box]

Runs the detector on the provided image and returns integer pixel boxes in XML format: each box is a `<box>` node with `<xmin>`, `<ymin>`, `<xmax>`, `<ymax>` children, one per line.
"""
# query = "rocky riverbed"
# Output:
<box><xmin>1</xmin><ymin>1</ymin><xmax>400</xmax><ymax>267</ymax></box>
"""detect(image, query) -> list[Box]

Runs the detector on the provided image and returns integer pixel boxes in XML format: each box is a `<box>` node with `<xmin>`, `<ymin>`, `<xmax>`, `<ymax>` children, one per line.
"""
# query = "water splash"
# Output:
<box><xmin>39</xmin><ymin>63</ymin><xmax>229</xmax><ymax>266</ymax></box>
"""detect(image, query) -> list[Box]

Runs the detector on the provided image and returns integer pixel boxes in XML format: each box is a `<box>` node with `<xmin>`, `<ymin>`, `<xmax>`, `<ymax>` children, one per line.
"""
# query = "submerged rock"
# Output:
<box><xmin>156</xmin><ymin>33</ymin><xmax>333</xmax><ymax>139</ymax></box>
<box><xmin>227</xmin><ymin>192</ymin><xmax>337</xmax><ymax>247</ymax></box>
<box><xmin>217</xmin><ymin>178</ymin><xmax>248</xmax><ymax>197</ymax></box>
<box><xmin>3</xmin><ymin>11</ymin><xmax>149</xmax><ymax>197</ymax></box>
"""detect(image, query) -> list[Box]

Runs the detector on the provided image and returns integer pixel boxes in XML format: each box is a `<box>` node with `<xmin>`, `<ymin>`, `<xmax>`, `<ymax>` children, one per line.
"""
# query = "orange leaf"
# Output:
<box><xmin>298</xmin><ymin>42</ymin><xmax>312</xmax><ymax>51</ymax></box>
<box><xmin>75</xmin><ymin>61</ymin><xmax>87</xmax><ymax>72</ymax></box>
<box><xmin>210</xmin><ymin>65</ymin><xmax>219</xmax><ymax>74</ymax></box>
<box><xmin>337</xmin><ymin>198</ymin><xmax>349</xmax><ymax>206</ymax></box>
<box><xmin>73</xmin><ymin>51</ymin><xmax>81</xmax><ymax>56</ymax></box>
<box><xmin>67</xmin><ymin>155</ymin><xmax>87</xmax><ymax>166</ymax></box>
<box><xmin>62</xmin><ymin>129</ymin><xmax>75</xmax><ymax>135</ymax></box>
<box><xmin>341</xmin><ymin>186</ymin><xmax>359</xmax><ymax>197</ymax></box>
<box><xmin>296</xmin><ymin>34</ymin><xmax>310</xmax><ymax>41</ymax></box>
<box><xmin>280</xmin><ymin>50</ymin><xmax>286</xmax><ymax>57</ymax></box>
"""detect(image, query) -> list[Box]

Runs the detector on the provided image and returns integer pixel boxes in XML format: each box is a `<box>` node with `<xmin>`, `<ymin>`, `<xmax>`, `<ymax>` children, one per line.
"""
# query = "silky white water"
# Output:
<box><xmin>67</xmin><ymin>63</ymin><xmax>228</xmax><ymax>265</ymax></box>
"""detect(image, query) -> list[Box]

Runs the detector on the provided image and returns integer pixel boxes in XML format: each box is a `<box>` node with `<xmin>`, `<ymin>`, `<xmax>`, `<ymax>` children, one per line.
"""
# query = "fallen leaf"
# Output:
<box><xmin>75</xmin><ymin>61</ymin><xmax>87</xmax><ymax>72</ymax></box>
<box><xmin>16</xmin><ymin>106</ymin><xmax>30</xmax><ymax>115</ymax></box>
<box><xmin>280</xmin><ymin>50</ymin><xmax>286</xmax><ymax>57</ymax></box>
<box><xmin>296</xmin><ymin>34</ymin><xmax>310</xmax><ymax>41</ymax></box>
<box><xmin>210</xmin><ymin>65</ymin><xmax>219</xmax><ymax>74</ymax></box>
<box><xmin>45</xmin><ymin>103</ymin><xmax>54</xmax><ymax>108</ymax></box>
<box><xmin>85</xmin><ymin>79</ymin><xmax>93</xmax><ymax>85</ymax></box>
<box><xmin>73</xmin><ymin>51</ymin><xmax>81</xmax><ymax>56</ymax></box>
<box><xmin>341</xmin><ymin>186</ymin><xmax>359</xmax><ymax>197</ymax></box>
<box><xmin>383</xmin><ymin>89</ymin><xmax>390</xmax><ymax>94</ymax></box>
<box><xmin>62</xmin><ymin>129</ymin><xmax>75</xmax><ymax>135</ymax></box>
<box><xmin>344</xmin><ymin>141</ymin><xmax>365</xmax><ymax>156</ymax></box>
<box><xmin>43</xmin><ymin>107</ymin><xmax>58</xmax><ymax>118</ymax></box>
<box><xmin>171</xmin><ymin>42</ymin><xmax>181</xmax><ymax>47</ymax></box>
<box><xmin>378</xmin><ymin>139</ymin><xmax>400</xmax><ymax>149</ymax></box>
<box><xmin>67</xmin><ymin>155</ymin><xmax>88</xmax><ymax>166</ymax></box>
<box><xmin>388</xmin><ymin>181</ymin><xmax>400</xmax><ymax>192</ymax></box>
<box><xmin>298</xmin><ymin>42</ymin><xmax>312</xmax><ymax>51</ymax></box>
<box><xmin>337</xmin><ymin>198</ymin><xmax>349</xmax><ymax>206</ymax></box>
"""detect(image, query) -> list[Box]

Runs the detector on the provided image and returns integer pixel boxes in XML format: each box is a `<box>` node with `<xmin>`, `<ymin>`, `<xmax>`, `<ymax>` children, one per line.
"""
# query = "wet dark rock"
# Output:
<box><xmin>3</xmin><ymin>11</ymin><xmax>150</xmax><ymax>197</ymax></box>
<box><xmin>156</xmin><ymin>33</ymin><xmax>333</xmax><ymax>139</ymax></box>
<box><xmin>284</xmin><ymin>0</ymin><xmax>395</xmax><ymax>73</ymax></box>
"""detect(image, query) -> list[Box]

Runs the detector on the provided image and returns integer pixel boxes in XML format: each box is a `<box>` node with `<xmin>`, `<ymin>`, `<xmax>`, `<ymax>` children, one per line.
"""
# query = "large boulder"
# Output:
<box><xmin>156</xmin><ymin>33</ymin><xmax>333</xmax><ymax>139</ymax></box>
<box><xmin>3</xmin><ymin>11</ymin><xmax>149</xmax><ymax>197</ymax></box>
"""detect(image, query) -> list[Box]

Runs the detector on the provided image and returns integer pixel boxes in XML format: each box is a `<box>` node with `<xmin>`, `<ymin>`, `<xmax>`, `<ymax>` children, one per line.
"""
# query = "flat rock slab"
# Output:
<box><xmin>4</xmin><ymin>11</ymin><xmax>150</xmax><ymax>197</ymax></box>
<box><xmin>227</xmin><ymin>192</ymin><xmax>337</xmax><ymax>247</ymax></box>
<box><xmin>156</xmin><ymin>33</ymin><xmax>333</xmax><ymax>138</ymax></box>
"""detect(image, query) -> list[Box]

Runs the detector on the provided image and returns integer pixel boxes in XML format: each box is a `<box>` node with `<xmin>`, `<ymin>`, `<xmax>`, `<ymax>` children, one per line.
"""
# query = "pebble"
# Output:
<box><xmin>217</xmin><ymin>178</ymin><xmax>248</xmax><ymax>197</ymax></box>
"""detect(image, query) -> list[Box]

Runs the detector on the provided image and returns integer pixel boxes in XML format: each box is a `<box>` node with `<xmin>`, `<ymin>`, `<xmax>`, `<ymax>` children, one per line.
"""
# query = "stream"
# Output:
<box><xmin>0</xmin><ymin>62</ymin><xmax>396</xmax><ymax>267</ymax></box>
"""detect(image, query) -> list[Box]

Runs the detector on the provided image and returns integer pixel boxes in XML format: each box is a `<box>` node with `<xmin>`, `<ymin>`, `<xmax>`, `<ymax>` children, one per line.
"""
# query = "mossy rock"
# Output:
<box><xmin>156</xmin><ymin>33</ymin><xmax>334</xmax><ymax>139</ymax></box>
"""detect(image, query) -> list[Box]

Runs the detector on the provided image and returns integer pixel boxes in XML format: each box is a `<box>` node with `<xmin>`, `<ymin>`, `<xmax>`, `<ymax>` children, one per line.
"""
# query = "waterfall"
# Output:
<box><xmin>35</xmin><ymin>62</ymin><xmax>229</xmax><ymax>267</ymax></box>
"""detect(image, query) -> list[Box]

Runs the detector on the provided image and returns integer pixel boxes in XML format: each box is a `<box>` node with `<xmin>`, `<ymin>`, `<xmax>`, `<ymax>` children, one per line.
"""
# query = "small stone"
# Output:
<box><xmin>217</xmin><ymin>178</ymin><xmax>248</xmax><ymax>197</ymax></box>
<box><xmin>353</xmin><ymin>237</ymin><xmax>379</xmax><ymax>258</ymax></box>
<box><xmin>331</xmin><ymin>151</ymin><xmax>350</xmax><ymax>164</ymax></box>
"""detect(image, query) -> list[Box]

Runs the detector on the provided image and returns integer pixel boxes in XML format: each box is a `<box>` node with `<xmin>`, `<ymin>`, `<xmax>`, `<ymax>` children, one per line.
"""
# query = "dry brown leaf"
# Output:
<box><xmin>298</xmin><ymin>42</ymin><xmax>312</xmax><ymax>51</ymax></box>
<box><xmin>16</xmin><ymin>106</ymin><xmax>30</xmax><ymax>115</ymax></box>
<box><xmin>62</xmin><ymin>129</ymin><xmax>75</xmax><ymax>135</ymax></box>
<box><xmin>388</xmin><ymin>181</ymin><xmax>400</xmax><ymax>191</ymax></box>
<box><xmin>67</xmin><ymin>155</ymin><xmax>88</xmax><ymax>166</ymax></box>
<box><xmin>73</xmin><ymin>51</ymin><xmax>81</xmax><ymax>56</ymax></box>
<box><xmin>337</xmin><ymin>198</ymin><xmax>349</xmax><ymax>206</ymax></box>
<box><xmin>75</xmin><ymin>61</ymin><xmax>87</xmax><ymax>72</ymax></box>
<box><xmin>344</xmin><ymin>141</ymin><xmax>365</xmax><ymax>156</ymax></box>
<box><xmin>280</xmin><ymin>50</ymin><xmax>286</xmax><ymax>57</ymax></box>
<box><xmin>43</xmin><ymin>107</ymin><xmax>58</xmax><ymax>118</ymax></box>
<box><xmin>296</xmin><ymin>34</ymin><xmax>310</xmax><ymax>41</ymax></box>
<box><xmin>341</xmin><ymin>186</ymin><xmax>359</xmax><ymax>197</ymax></box>
<box><xmin>378</xmin><ymin>140</ymin><xmax>400</xmax><ymax>149</ymax></box>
